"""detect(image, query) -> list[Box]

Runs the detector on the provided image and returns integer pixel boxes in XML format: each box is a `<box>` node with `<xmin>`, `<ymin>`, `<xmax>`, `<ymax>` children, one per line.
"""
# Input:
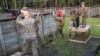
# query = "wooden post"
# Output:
<box><xmin>3</xmin><ymin>0</ymin><xmax>6</xmax><ymax>8</ymax></box>
<box><xmin>14</xmin><ymin>0</ymin><xmax>17</xmax><ymax>9</ymax></box>
<box><xmin>4</xmin><ymin>0</ymin><xmax>8</xmax><ymax>9</ymax></box>
<box><xmin>82</xmin><ymin>2</ymin><xmax>85</xmax><ymax>8</ymax></box>
<box><xmin>0</xmin><ymin>25</ymin><xmax>6</xmax><ymax>56</ymax></box>
<box><xmin>55</xmin><ymin>0</ymin><xmax>57</xmax><ymax>7</ymax></box>
<box><xmin>40</xmin><ymin>0</ymin><xmax>45</xmax><ymax>39</ymax></box>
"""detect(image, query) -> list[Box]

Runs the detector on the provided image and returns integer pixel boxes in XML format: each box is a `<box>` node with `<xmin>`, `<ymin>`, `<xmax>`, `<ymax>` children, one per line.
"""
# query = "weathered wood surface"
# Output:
<box><xmin>42</xmin><ymin>14</ymin><xmax>56</xmax><ymax>37</ymax></box>
<box><xmin>0</xmin><ymin>25</ymin><xmax>4</xmax><ymax>56</ymax></box>
<box><xmin>0</xmin><ymin>13</ymin><xmax>13</xmax><ymax>20</ymax></box>
<box><xmin>0</xmin><ymin>20</ymin><xmax>19</xmax><ymax>55</ymax></box>
<box><xmin>69</xmin><ymin>25</ymin><xmax>90</xmax><ymax>32</ymax></box>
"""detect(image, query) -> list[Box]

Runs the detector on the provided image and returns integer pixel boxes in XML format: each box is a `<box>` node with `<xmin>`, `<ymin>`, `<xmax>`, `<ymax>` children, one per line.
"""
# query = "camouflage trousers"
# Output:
<box><xmin>21</xmin><ymin>34</ymin><xmax>38</xmax><ymax>56</ymax></box>
<box><xmin>70</xmin><ymin>20</ymin><xmax>77</xmax><ymax>28</ymax></box>
<box><xmin>82</xmin><ymin>17</ymin><xmax>87</xmax><ymax>27</ymax></box>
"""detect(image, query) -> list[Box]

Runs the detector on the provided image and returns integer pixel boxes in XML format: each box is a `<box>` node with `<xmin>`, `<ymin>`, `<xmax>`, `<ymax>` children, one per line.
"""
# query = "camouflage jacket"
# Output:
<box><xmin>16</xmin><ymin>15</ymin><xmax>36</xmax><ymax>36</ymax></box>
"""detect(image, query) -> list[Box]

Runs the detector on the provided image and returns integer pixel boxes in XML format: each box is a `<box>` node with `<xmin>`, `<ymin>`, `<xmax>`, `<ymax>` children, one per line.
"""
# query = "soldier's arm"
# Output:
<box><xmin>33</xmin><ymin>12</ymin><xmax>40</xmax><ymax>24</ymax></box>
<box><xmin>16</xmin><ymin>15</ymin><xmax>25</xmax><ymax>25</ymax></box>
<box><xmin>52</xmin><ymin>12</ymin><xmax>62</xmax><ymax>22</ymax></box>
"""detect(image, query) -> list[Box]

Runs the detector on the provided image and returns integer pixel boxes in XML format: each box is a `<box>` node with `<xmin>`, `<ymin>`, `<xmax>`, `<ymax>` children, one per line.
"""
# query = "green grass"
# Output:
<box><xmin>63</xmin><ymin>17</ymin><xmax>100</xmax><ymax>37</ymax></box>
<box><xmin>38</xmin><ymin>17</ymin><xmax>100</xmax><ymax>56</ymax></box>
<box><xmin>8</xmin><ymin>17</ymin><xmax>100</xmax><ymax>56</ymax></box>
<box><xmin>10</xmin><ymin>16</ymin><xmax>99</xmax><ymax>56</ymax></box>
<box><xmin>40</xmin><ymin>17</ymin><xmax>100</xmax><ymax>56</ymax></box>
<box><xmin>97</xmin><ymin>50</ymin><xmax>100</xmax><ymax>56</ymax></box>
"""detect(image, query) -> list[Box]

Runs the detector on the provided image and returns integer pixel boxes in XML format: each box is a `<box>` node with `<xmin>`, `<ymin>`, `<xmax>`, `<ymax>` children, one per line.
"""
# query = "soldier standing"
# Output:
<box><xmin>75</xmin><ymin>7</ymin><xmax>81</xmax><ymax>28</ymax></box>
<box><xmin>53</xmin><ymin>9</ymin><xmax>65</xmax><ymax>39</ymax></box>
<box><xmin>70</xmin><ymin>9</ymin><xmax>77</xmax><ymax>28</ymax></box>
<box><xmin>16</xmin><ymin>7</ymin><xmax>38</xmax><ymax>56</ymax></box>
<box><xmin>81</xmin><ymin>8</ymin><xmax>88</xmax><ymax>28</ymax></box>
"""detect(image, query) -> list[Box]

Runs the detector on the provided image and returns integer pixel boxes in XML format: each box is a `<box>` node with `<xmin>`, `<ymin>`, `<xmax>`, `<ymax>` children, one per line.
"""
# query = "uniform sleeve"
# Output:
<box><xmin>32</xmin><ymin>13</ymin><xmax>40</xmax><ymax>24</ymax></box>
<box><xmin>16</xmin><ymin>15</ymin><xmax>25</xmax><ymax>25</ymax></box>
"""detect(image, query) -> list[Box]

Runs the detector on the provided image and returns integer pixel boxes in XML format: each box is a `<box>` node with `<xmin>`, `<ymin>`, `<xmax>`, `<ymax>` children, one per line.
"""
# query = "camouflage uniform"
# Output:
<box><xmin>53</xmin><ymin>11</ymin><xmax>65</xmax><ymax>38</ymax></box>
<box><xmin>82</xmin><ymin>8</ymin><xmax>88</xmax><ymax>28</ymax></box>
<box><xmin>76</xmin><ymin>9</ymin><xmax>80</xmax><ymax>28</ymax></box>
<box><xmin>16</xmin><ymin>16</ymin><xmax>38</xmax><ymax>56</ymax></box>
<box><xmin>70</xmin><ymin>10</ymin><xmax>77</xmax><ymax>28</ymax></box>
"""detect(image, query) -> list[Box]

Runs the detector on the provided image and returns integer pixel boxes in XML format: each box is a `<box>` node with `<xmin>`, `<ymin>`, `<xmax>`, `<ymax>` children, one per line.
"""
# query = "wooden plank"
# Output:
<box><xmin>0</xmin><ymin>13</ymin><xmax>13</xmax><ymax>20</ymax></box>
<box><xmin>4</xmin><ymin>33</ymin><xmax>17</xmax><ymax>40</ymax></box>
<box><xmin>0</xmin><ymin>41</ymin><xmax>3</xmax><ymax>56</ymax></box>
<box><xmin>0</xmin><ymin>25</ymin><xmax>6</xmax><ymax>56</ymax></box>
<box><xmin>4</xmin><ymin>36</ymin><xmax>17</xmax><ymax>44</ymax></box>
<box><xmin>3</xmin><ymin>28</ymin><xmax>16</xmax><ymax>35</ymax></box>
<box><xmin>69</xmin><ymin>25</ymin><xmax>90</xmax><ymax>32</ymax></box>
<box><xmin>2</xmin><ymin>24</ymin><xmax>16</xmax><ymax>31</ymax></box>
<box><xmin>69</xmin><ymin>36</ymin><xmax>91</xmax><ymax>43</ymax></box>
<box><xmin>49</xmin><ymin>15</ymin><xmax>56</xmax><ymax>33</ymax></box>
<box><xmin>5</xmin><ymin>42</ymin><xmax>19</xmax><ymax>53</ymax></box>
<box><xmin>1</xmin><ymin>20</ymin><xmax>16</xmax><ymax>30</ymax></box>
<box><xmin>0</xmin><ymin>20</ymin><xmax>21</xmax><ymax>54</ymax></box>
<box><xmin>7</xmin><ymin>45</ymin><xmax>19</xmax><ymax>53</ymax></box>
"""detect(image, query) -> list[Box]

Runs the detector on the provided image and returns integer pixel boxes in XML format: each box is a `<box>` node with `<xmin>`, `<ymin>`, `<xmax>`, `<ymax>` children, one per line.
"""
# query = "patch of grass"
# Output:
<box><xmin>97</xmin><ymin>50</ymin><xmax>100</xmax><ymax>56</ymax></box>
<box><xmin>63</xmin><ymin>17</ymin><xmax>100</xmax><ymax>37</ymax></box>
<box><xmin>39</xmin><ymin>17</ymin><xmax>100</xmax><ymax>56</ymax></box>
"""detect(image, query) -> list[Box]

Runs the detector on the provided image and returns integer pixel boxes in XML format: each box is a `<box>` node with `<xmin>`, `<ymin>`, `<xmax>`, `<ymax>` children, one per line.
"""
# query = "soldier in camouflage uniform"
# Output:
<box><xmin>70</xmin><ymin>9</ymin><xmax>77</xmax><ymax>28</ymax></box>
<box><xmin>53</xmin><ymin>9</ymin><xmax>65</xmax><ymax>39</ymax></box>
<box><xmin>70</xmin><ymin>8</ymin><xmax>81</xmax><ymax>28</ymax></box>
<box><xmin>75</xmin><ymin>8</ymin><xmax>81</xmax><ymax>28</ymax></box>
<box><xmin>81</xmin><ymin>8</ymin><xmax>88</xmax><ymax>28</ymax></box>
<box><xmin>16</xmin><ymin>7</ymin><xmax>38</xmax><ymax>56</ymax></box>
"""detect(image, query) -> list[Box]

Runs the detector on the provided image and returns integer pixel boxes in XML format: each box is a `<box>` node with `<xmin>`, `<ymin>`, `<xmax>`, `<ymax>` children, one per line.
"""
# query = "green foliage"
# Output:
<box><xmin>39</xmin><ymin>16</ymin><xmax>100</xmax><ymax>56</ymax></box>
<box><xmin>97</xmin><ymin>50</ymin><xmax>100</xmax><ymax>56</ymax></box>
<box><xmin>57</xmin><ymin>0</ymin><xmax>66</xmax><ymax>7</ymax></box>
<box><xmin>1</xmin><ymin>0</ymin><xmax>100</xmax><ymax>9</ymax></box>
<box><xmin>64</xmin><ymin>0</ymin><xmax>100</xmax><ymax>7</ymax></box>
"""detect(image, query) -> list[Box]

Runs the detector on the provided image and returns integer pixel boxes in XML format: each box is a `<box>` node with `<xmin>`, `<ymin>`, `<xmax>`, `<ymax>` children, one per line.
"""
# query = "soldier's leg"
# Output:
<box><xmin>73</xmin><ymin>20</ymin><xmax>78</xmax><ymax>35</ymax></box>
<box><xmin>73</xmin><ymin>20</ymin><xmax>77</xmax><ymax>28</ymax></box>
<box><xmin>38</xmin><ymin>33</ymin><xmax>46</xmax><ymax>45</ymax></box>
<box><xmin>31</xmin><ymin>36</ymin><xmax>38</xmax><ymax>56</ymax></box>
<box><xmin>84</xmin><ymin>18</ymin><xmax>86</xmax><ymax>26</ymax></box>
<box><xmin>50</xmin><ymin>32</ymin><xmax>56</xmax><ymax>45</ymax></box>
<box><xmin>59</xmin><ymin>29</ymin><xmax>64</xmax><ymax>39</ymax></box>
<box><xmin>82</xmin><ymin>17</ymin><xmax>86</xmax><ymax>28</ymax></box>
<box><xmin>76</xmin><ymin>17</ymin><xmax>80</xmax><ymax>28</ymax></box>
<box><xmin>82</xmin><ymin>17</ymin><xmax>85</xmax><ymax>27</ymax></box>
<box><xmin>70</xmin><ymin>21</ymin><xmax>73</xmax><ymax>27</ymax></box>
<box><xmin>52</xmin><ymin>32</ymin><xmax>56</xmax><ymax>41</ymax></box>
<box><xmin>21</xmin><ymin>37</ymin><xmax>31</xmax><ymax>55</ymax></box>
